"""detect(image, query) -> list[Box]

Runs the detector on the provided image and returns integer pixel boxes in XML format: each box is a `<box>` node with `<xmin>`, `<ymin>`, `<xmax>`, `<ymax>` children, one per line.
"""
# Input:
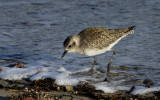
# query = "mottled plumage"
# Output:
<box><xmin>79</xmin><ymin>27</ymin><xmax>134</xmax><ymax>50</ymax></box>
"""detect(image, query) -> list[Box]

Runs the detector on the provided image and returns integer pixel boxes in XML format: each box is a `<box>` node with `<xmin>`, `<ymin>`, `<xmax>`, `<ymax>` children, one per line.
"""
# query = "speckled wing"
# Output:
<box><xmin>78</xmin><ymin>27</ymin><xmax>134</xmax><ymax>49</ymax></box>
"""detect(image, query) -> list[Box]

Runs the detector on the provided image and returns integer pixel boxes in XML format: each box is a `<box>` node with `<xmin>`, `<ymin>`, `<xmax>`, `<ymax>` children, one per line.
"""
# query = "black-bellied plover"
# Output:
<box><xmin>61</xmin><ymin>26</ymin><xmax>135</xmax><ymax>75</ymax></box>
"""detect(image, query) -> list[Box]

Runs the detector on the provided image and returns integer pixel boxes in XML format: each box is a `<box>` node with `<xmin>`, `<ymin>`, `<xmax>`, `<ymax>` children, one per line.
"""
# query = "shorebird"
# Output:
<box><xmin>61</xmin><ymin>26</ymin><xmax>135</xmax><ymax>75</ymax></box>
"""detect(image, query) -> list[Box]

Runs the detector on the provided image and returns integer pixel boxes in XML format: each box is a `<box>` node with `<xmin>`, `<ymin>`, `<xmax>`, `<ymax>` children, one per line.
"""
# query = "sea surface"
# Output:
<box><xmin>0</xmin><ymin>0</ymin><xmax>160</xmax><ymax>88</ymax></box>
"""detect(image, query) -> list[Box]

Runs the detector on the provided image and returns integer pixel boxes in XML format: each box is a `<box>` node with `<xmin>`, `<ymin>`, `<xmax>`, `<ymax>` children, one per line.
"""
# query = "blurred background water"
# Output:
<box><xmin>0</xmin><ymin>0</ymin><xmax>160</xmax><ymax>86</ymax></box>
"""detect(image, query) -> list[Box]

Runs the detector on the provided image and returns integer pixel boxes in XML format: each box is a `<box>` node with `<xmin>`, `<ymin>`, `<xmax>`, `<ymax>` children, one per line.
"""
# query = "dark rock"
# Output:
<box><xmin>0</xmin><ymin>84</ymin><xmax>3</xmax><ymax>89</ymax></box>
<box><xmin>7</xmin><ymin>62</ymin><xmax>25</xmax><ymax>68</ymax></box>
<box><xmin>143</xmin><ymin>79</ymin><xmax>154</xmax><ymax>88</ymax></box>
<box><xmin>74</xmin><ymin>82</ymin><xmax>95</xmax><ymax>93</ymax></box>
<box><xmin>0</xmin><ymin>67</ymin><xmax>2</xmax><ymax>71</ymax></box>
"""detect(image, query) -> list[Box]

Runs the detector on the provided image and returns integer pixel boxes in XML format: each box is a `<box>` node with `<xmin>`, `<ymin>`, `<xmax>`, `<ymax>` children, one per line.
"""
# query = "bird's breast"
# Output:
<box><xmin>83</xmin><ymin>47</ymin><xmax>111</xmax><ymax>56</ymax></box>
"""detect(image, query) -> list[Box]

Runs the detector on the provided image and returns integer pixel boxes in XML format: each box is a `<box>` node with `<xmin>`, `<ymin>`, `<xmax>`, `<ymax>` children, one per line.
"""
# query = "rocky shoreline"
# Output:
<box><xmin>0</xmin><ymin>78</ymin><xmax>159</xmax><ymax>100</ymax></box>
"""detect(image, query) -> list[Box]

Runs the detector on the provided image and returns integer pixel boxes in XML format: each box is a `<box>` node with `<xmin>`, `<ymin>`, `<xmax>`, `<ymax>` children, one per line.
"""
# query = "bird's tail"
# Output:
<box><xmin>125</xmin><ymin>26</ymin><xmax>135</xmax><ymax>35</ymax></box>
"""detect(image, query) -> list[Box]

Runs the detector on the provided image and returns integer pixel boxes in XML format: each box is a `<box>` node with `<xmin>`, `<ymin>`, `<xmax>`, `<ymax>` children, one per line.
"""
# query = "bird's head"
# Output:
<box><xmin>61</xmin><ymin>35</ymin><xmax>79</xmax><ymax>58</ymax></box>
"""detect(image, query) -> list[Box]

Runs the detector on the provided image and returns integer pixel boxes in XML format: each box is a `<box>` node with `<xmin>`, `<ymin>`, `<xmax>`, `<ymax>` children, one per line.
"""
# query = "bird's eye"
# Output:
<box><xmin>68</xmin><ymin>45</ymin><xmax>71</xmax><ymax>48</ymax></box>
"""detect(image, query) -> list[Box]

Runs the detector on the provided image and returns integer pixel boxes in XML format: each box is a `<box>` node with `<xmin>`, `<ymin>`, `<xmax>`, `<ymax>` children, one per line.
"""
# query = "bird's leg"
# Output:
<box><xmin>107</xmin><ymin>49</ymin><xmax>116</xmax><ymax>75</ymax></box>
<box><xmin>90</xmin><ymin>56</ymin><xmax>97</xmax><ymax>72</ymax></box>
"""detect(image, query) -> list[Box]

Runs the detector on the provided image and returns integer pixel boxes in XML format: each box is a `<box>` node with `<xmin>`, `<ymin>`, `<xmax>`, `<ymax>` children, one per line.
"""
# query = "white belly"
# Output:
<box><xmin>83</xmin><ymin>36</ymin><xmax>124</xmax><ymax>56</ymax></box>
<box><xmin>84</xmin><ymin>47</ymin><xmax>110</xmax><ymax>56</ymax></box>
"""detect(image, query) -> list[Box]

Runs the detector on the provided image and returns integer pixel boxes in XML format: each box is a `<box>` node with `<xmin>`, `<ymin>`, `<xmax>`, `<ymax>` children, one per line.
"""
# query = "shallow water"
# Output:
<box><xmin>0</xmin><ymin>0</ymin><xmax>160</xmax><ymax>87</ymax></box>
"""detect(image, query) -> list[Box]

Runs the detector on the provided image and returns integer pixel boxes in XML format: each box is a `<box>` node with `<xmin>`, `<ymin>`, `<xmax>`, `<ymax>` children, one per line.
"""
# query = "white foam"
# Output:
<box><xmin>56</xmin><ymin>76</ymin><xmax>79</xmax><ymax>86</ymax></box>
<box><xmin>30</xmin><ymin>71</ymin><xmax>57</xmax><ymax>81</ymax></box>
<box><xmin>0</xmin><ymin>59</ymin><xmax>160</xmax><ymax>95</ymax></box>
<box><xmin>93</xmin><ymin>82</ymin><xmax>130</xmax><ymax>93</ymax></box>
<box><xmin>0</xmin><ymin>66</ymin><xmax>39</xmax><ymax>80</ymax></box>
<box><xmin>93</xmin><ymin>82</ymin><xmax>116</xmax><ymax>93</ymax></box>
<box><xmin>57</xmin><ymin>67</ymin><xmax>66</xmax><ymax>72</ymax></box>
<box><xmin>131</xmin><ymin>86</ymin><xmax>160</xmax><ymax>95</ymax></box>
<box><xmin>116</xmin><ymin>86</ymin><xmax>131</xmax><ymax>91</ymax></box>
<box><xmin>95</xmin><ymin>85</ymin><xmax>116</xmax><ymax>93</ymax></box>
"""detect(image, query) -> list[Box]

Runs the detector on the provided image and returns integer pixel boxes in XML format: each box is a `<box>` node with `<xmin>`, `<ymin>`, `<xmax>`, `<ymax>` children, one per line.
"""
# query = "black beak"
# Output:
<box><xmin>61</xmin><ymin>50</ymin><xmax>68</xmax><ymax>58</ymax></box>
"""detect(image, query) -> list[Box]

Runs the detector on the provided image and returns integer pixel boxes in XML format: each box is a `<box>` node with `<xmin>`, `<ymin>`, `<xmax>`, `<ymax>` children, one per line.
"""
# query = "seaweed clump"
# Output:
<box><xmin>31</xmin><ymin>78</ymin><xmax>58</xmax><ymax>91</ymax></box>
